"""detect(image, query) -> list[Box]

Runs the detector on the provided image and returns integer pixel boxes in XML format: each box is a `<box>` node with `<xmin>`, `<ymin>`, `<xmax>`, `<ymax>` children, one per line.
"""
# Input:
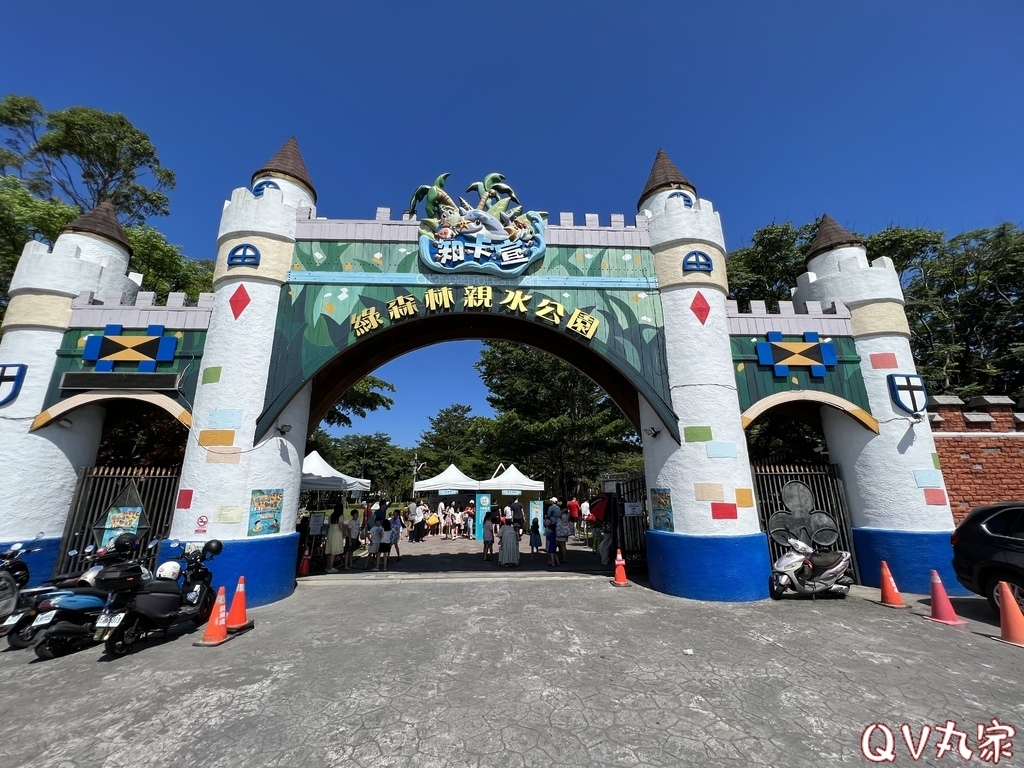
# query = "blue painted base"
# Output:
<box><xmin>853</xmin><ymin>528</ymin><xmax>968</xmax><ymax>596</ymax></box>
<box><xmin>158</xmin><ymin>533</ymin><xmax>299</xmax><ymax>608</ymax></box>
<box><xmin>646</xmin><ymin>530</ymin><xmax>772</xmax><ymax>601</ymax></box>
<box><xmin>0</xmin><ymin>536</ymin><xmax>62</xmax><ymax>588</ymax></box>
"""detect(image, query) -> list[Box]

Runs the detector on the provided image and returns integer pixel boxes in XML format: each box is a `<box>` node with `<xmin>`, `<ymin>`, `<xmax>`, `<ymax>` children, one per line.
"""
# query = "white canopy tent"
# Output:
<box><xmin>478</xmin><ymin>464</ymin><xmax>544</xmax><ymax>493</ymax></box>
<box><xmin>413</xmin><ymin>464</ymin><xmax>480</xmax><ymax>493</ymax></box>
<box><xmin>301</xmin><ymin>451</ymin><xmax>371</xmax><ymax>492</ymax></box>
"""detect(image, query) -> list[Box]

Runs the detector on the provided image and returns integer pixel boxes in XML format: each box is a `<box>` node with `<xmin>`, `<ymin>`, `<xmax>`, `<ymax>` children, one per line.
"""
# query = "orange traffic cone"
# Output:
<box><xmin>611</xmin><ymin>549</ymin><xmax>631</xmax><ymax>588</ymax></box>
<box><xmin>876</xmin><ymin>561</ymin><xmax>907</xmax><ymax>608</ymax></box>
<box><xmin>226</xmin><ymin>576</ymin><xmax>255</xmax><ymax>634</ymax></box>
<box><xmin>193</xmin><ymin>586</ymin><xmax>233</xmax><ymax>647</ymax></box>
<box><xmin>297</xmin><ymin>546</ymin><xmax>311</xmax><ymax>577</ymax></box>
<box><xmin>993</xmin><ymin>581</ymin><xmax>1024</xmax><ymax>649</ymax></box>
<box><xmin>923</xmin><ymin>570</ymin><xmax>968</xmax><ymax>626</ymax></box>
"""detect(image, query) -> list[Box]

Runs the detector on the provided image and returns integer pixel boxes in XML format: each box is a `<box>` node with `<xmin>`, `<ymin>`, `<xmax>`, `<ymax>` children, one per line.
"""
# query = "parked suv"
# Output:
<box><xmin>951</xmin><ymin>502</ymin><xmax>1024</xmax><ymax>615</ymax></box>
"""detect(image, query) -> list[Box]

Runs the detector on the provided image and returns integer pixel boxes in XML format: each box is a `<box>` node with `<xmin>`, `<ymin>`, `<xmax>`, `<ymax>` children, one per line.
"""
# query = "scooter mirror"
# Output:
<box><xmin>11</xmin><ymin>543</ymin><xmax>22</xmax><ymax>551</ymax></box>
<box><xmin>34</xmin><ymin>532</ymin><xmax>45</xmax><ymax>540</ymax></box>
<box><xmin>147</xmin><ymin>540</ymin><xmax>159</xmax><ymax>550</ymax></box>
<box><xmin>85</xmin><ymin>545</ymin><xmax>95</xmax><ymax>554</ymax></box>
<box><xmin>68</xmin><ymin>550</ymin><xmax>78</xmax><ymax>557</ymax></box>
<box><xmin>170</xmin><ymin>539</ymin><xmax>180</xmax><ymax>548</ymax></box>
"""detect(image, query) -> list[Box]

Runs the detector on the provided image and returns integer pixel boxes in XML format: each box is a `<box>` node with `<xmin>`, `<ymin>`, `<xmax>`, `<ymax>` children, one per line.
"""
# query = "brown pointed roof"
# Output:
<box><xmin>637</xmin><ymin>148</ymin><xmax>696</xmax><ymax>210</ymax></box>
<box><xmin>59</xmin><ymin>201</ymin><xmax>132</xmax><ymax>255</ymax></box>
<box><xmin>251</xmin><ymin>136</ymin><xmax>317</xmax><ymax>202</ymax></box>
<box><xmin>807</xmin><ymin>214</ymin><xmax>863</xmax><ymax>260</ymax></box>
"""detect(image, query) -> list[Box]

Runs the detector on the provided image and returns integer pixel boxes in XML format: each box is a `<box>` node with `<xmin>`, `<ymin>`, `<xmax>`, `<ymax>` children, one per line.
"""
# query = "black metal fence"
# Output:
<box><xmin>56</xmin><ymin>466</ymin><xmax>181</xmax><ymax>577</ymax></box>
<box><xmin>752</xmin><ymin>461</ymin><xmax>859</xmax><ymax>583</ymax></box>
<box><xmin>615</xmin><ymin>473</ymin><xmax>648</xmax><ymax>564</ymax></box>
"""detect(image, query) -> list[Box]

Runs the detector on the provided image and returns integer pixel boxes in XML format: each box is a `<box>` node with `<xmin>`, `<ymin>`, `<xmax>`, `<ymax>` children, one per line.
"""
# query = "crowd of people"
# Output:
<box><xmin>322</xmin><ymin>494</ymin><xmax>592</xmax><ymax>572</ymax></box>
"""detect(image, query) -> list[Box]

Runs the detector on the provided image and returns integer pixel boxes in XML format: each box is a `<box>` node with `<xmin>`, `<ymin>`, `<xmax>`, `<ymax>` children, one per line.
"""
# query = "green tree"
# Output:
<box><xmin>313</xmin><ymin>432</ymin><xmax>413</xmax><ymax>501</ymax></box>
<box><xmin>416</xmin><ymin>404</ymin><xmax>490</xmax><ymax>479</ymax></box>
<box><xmin>321</xmin><ymin>375</ymin><xmax>396</xmax><ymax>429</ymax></box>
<box><xmin>475</xmin><ymin>341</ymin><xmax>640</xmax><ymax>499</ymax></box>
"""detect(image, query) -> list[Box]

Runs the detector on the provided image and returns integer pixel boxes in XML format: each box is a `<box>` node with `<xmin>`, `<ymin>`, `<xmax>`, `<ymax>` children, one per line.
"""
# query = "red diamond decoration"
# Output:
<box><xmin>690</xmin><ymin>291</ymin><xmax>710</xmax><ymax>325</ymax></box>
<box><xmin>229</xmin><ymin>284</ymin><xmax>251</xmax><ymax>320</ymax></box>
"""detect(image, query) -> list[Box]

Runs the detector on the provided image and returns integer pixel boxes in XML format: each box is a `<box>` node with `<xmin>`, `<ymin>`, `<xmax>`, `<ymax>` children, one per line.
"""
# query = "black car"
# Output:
<box><xmin>951</xmin><ymin>502</ymin><xmax>1024</xmax><ymax>614</ymax></box>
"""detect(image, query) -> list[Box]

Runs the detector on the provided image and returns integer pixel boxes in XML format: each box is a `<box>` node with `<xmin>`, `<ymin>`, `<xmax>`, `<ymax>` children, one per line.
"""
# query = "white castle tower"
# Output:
<box><xmin>637</xmin><ymin>150</ymin><xmax>769</xmax><ymax>600</ymax></box>
<box><xmin>169</xmin><ymin>138</ymin><xmax>316</xmax><ymax>605</ymax></box>
<box><xmin>793</xmin><ymin>215</ymin><xmax>959</xmax><ymax>594</ymax></box>
<box><xmin>0</xmin><ymin>203</ymin><xmax>140</xmax><ymax>580</ymax></box>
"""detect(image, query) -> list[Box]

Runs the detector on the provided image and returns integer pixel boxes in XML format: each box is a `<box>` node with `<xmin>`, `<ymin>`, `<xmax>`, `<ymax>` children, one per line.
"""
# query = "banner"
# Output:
<box><xmin>651</xmin><ymin>488</ymin><xmax>674</xmax><ymax>532</ymax></box>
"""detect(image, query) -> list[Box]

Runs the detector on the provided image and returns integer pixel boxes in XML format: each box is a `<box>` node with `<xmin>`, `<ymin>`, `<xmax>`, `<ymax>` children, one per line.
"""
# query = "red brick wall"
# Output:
<box><xmin>930</xmin><ymin>398</ymin><xmax>1024</xmax><ymax>523</ymax></box>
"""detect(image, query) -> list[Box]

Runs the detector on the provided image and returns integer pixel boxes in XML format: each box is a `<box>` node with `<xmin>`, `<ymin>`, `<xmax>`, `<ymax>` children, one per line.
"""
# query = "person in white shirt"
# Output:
<box><xmin>578</xmin><ymin>499</ymin><xmax>590</xmax><ymax>538</ymax></box>
<box><xmin>365</xmin><ymin>519</ymin><xmax>384</xmax><ymax>570</ymax></box>
<box><xmin>343</xmin><ymin>510</ymin><xmax>361</xmax><ymax>570</ymax></box>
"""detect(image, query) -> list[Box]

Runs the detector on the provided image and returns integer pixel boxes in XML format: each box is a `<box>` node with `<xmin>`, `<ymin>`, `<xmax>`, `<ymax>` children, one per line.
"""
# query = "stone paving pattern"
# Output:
<box><xmin>0</xmin><ymin>535</ymin><xmax>1020</xmax><ymax>767</ymax></box>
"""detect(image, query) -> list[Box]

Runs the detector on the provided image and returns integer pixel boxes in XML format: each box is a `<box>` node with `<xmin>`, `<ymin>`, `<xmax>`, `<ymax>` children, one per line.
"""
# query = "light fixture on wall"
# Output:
<box><xmin>57</xmin><ymin>418</ymin><xmax>73</xmax><ymax>429</ymax></box>
<box><xmin>643</xmin><ymin>427</ymin><xmax>661</xmax><ymax>438</ymax></box>
<box><xmin>276</xmin><ymin>424</ymin><xmax>292</xmax><ymax>435</ymax></box>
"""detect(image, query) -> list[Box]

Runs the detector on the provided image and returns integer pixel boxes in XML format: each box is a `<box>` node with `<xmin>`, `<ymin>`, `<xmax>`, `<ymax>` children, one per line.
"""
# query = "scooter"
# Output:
<box><xmin>30</xmin><ymin>539</ymin><xmax>156</xmax><ymax>660</ymax></box>
<box><xmin>96</xmin><ymin>539</ymin><xmax>221</xmax><ymax>657</ymax></box>
<box><xmin>0</xmin><ymin>532</ymin><xmax>46</xmax><ymax>621</ymax></box>
<box><xmin>1</xmin><ymin>545</ymin><xmax>104</xmax><ymax>649</ymax></box>
<box><xmin>768</xmin><ymin>537</ymin><xmax>854</xmax><ymax>600</ymax></box>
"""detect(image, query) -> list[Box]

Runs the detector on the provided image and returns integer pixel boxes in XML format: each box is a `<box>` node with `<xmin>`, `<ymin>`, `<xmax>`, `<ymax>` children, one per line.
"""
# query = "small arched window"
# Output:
<box><xmin>668</xmin><ymin>190</ymin><xmax>693</xmax><ymax>208</ymax></box>
<box><xmin>683</xmin><ymin>250</ymin><xmax>713</xmax><ymax>273</ymax></box>
<box><xmin>252</xmin><ymin>180</ymin><xmax>280</xmax><ymax>197</ymax></box>
<box><xmin>227</xmin><ymin>244</ymin><xmax>261</xmax><ymax>266</ymax></box>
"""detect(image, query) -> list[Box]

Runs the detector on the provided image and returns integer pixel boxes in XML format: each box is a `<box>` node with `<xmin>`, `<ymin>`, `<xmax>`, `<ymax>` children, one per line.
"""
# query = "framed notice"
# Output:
<box><xmin>624</xmin><ymin>502</ymin><xmax>643</xmax><ymax>517</ymax></box>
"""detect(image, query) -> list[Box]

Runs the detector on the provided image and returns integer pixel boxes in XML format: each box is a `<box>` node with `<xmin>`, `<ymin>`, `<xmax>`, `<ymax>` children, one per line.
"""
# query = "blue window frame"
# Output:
<box><xmin>252</xmin><ymin>180</ymin><xmax>280</xmax><ymax>197</ymax></box>
<box><xmin>668</xmin><ymin>190</ymin><xmax>693</xmax><ymax>208</ymax></box>
<box><xmin>683</xmin><ymin>250</ymin><xmax>713</xmax><ymax>273</ymax></box>
<box><xmin>227</xmin><ymin>244</ymin><xmax>261</xmax><ymax>266</ymax></box>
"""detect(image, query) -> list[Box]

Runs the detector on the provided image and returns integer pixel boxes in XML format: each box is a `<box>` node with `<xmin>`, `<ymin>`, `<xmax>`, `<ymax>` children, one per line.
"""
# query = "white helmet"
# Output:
<box><xmin>78</xmin><ymin>565</ymin><xmax>102</xmax><ymax>587</ymax></box>
<box><xmin>155</xmin><ymin>561</ymin><xmax>182</xmax><ymax>580</ymax></box>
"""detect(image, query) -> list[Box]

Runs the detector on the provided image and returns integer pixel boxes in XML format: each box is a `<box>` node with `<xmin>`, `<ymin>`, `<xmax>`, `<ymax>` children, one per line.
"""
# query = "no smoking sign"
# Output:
<box><xmin>195</xmin><ymin>515</ymin><xmax>209</xmax><ymax>534</ymax></box>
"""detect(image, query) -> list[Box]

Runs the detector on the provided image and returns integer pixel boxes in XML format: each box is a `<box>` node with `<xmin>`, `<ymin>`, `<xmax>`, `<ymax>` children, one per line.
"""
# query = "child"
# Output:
<box><xmin>529</xmin><ymin>518</ymin><xmax>542</xmax><ymax>557</ymax></box>
<box><xmin>365</xmin><ymin>518</ymin><xmax>383</xmax><ymax>570</ymax></box>
<box><xmin>377</xmin><ymin>519</ymin><xmax>392</xmax><ymax>571</ymax></box>
<box><xmin>546</xmin><ymin>522</ymin><xmax>559</xmax><ymax>567</ymax></box>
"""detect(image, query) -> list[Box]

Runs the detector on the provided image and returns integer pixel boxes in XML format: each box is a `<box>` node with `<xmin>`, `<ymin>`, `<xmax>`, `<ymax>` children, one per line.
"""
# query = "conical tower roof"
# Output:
<box><xmin>807</xmin><ymin>214</ymin><xmax>863</xmax><ymax>260</ymax></box>
<box><xmin>637</xmin><ymin>148</ymin><xmax>696</xmax><ymax>210</ymax></box>
<box><xmin>251</xmin><ymin>136</ymin><xmax>317</xmax><ymax>203</ymax></box>
<box><xmin>59</xmin><ymin>201</ymin><xmax>132</xmax><ymax>255</ymax></box>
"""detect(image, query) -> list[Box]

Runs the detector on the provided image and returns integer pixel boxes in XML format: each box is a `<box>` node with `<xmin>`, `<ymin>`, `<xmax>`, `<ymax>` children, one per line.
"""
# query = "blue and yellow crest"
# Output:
<box><xmin>410</xmin><ymin>173</ymin><xmax>546</xmax><ymax>277</ymax></box>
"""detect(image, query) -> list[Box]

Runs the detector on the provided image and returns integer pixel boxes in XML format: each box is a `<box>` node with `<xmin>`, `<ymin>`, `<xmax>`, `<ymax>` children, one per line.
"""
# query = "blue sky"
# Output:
<box><xmin>4</xmin><ymin>2</ymin><xmax>1021</xmax><ymax>448</ymax></box>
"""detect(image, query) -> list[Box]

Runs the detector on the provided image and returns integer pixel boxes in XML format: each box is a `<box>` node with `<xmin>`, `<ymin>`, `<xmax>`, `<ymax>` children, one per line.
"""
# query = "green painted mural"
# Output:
<box><xmin>730</xmin><ymin>334</ymin><xmax>869</xmax><ymax>413</ymax></box>
<box><xmin>258</xmin><ymin>238</ymin><xmax>678</xmax><ymax>439</ymax></box>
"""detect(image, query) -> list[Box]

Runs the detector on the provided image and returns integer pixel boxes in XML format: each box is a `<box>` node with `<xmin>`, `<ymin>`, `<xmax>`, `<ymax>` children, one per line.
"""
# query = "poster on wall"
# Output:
<box><xmin>248</xmin><ymin>489</ymin><xmax>283</xmax><ymax>537</ymax></box>
<box><xmin>475</xmin><ymin>493</ymin><xmax>492</xmax><ymax>541</ymax></box>
<box><xmin>91</xmin><ymin>480</ymin><xmax>150</xmax><ymax>548</ymax></box>
<box><xmin>529</xmin><ymin>500</ymin><xmax>543</xmax><ymax>526</ymax></box>
<box><xmin>651</xmin><ymin>488</ymin><xmax>674</xmax><ymax>532</ymax></box>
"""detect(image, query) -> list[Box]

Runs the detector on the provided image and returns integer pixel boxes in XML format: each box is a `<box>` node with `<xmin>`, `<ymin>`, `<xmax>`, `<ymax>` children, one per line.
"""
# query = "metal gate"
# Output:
<box><xmin>56</xmin><ymin>466</ymin><xmax>181</xmax><ymax>577</ymax></box>
<box><xmin>752</xmin><ymin>461</ymin><xmax>859</xmax><ymax>583</ymax></box>
<box><xmin>615</xmin><ymin>473</ymin><xmax>648</xmax><ymax>564</ymax></box>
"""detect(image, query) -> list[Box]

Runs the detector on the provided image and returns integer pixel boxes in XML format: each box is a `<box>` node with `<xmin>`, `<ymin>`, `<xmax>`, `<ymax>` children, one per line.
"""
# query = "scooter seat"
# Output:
<box><xmin>809</xmin><ymin>551</ymin><xmax>844</xmax><ymax>569</ymax></box>
<box><xmin>143</xmin><ymin>579</ymin><xmax>182</xmax><ymax>595</ymax></box>
<box><xmin>66</xmin><ymin>587</ymin><xmax>109</xmax><ymax>600</ymax></box>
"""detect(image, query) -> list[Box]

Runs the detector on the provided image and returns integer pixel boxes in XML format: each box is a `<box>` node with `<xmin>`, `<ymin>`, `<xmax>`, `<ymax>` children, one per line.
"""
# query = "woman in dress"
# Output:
<box><xmin>326</xmin><ymin>504</ymin><xmax>347</xmax><ymax>572</ymax></box>
<box><xmin>498</xmin><ymin>519</ymin><xmax>520</xmax><ymax>567</ymax></box>
<box><xmin>482</xmin><ymin>513</ymin><xmax>495</xmax><ymax>561</ymax></box>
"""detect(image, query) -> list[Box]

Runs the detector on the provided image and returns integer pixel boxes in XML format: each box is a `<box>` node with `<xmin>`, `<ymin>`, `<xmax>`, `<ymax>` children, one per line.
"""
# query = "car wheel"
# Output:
<box><xmin>986</xmin><ymin>573</ymin><xmax>1024</xmax><ymax>617</ymax></box>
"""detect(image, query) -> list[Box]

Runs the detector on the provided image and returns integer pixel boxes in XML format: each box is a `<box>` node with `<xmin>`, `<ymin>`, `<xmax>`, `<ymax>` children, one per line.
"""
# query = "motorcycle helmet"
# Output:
<box><xmin>78</xmin><ymin>565</ymin><xmax>102</xmax><ymax>587</ymax></box>
<box><xmin>112</xmin><ymin>533</ymin><xmax>138</xmax><ymax>554</ymax></box>
<box><xmin>202</xmin><ymin>539</ymin><xmax>223</xmax><ymax>557</ymax></box>
<box><xmin>155</xmin><ymin>561</ymin><xmax>182</xmax><ymax>580</ymax></box>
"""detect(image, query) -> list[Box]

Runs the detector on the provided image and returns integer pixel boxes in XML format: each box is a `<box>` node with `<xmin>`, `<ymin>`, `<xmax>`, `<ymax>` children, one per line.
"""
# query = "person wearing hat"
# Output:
<box><xmin>546</xmin><ymin>497</ymin><xmax>561</xmax><ymax>526</ymax></box>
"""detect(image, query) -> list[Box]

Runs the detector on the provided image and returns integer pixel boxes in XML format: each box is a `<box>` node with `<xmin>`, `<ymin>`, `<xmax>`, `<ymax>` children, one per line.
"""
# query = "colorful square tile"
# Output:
<box><xmin>209</xmin><ymin>409</ymin><xmax>243</xmax><ymax>429</ymax></box>
<box><xmin>870</xmin><ymin>353</ymin><xmax>899</xmax><ymax>369</ymax></box>
<box><xmin>705</xmin><ymin>441</ymin><xmax>737</xmax><ymax>458</ymax></box>
<box><xmin>694</xmin><ymin>483</ymin><xmax>725</xmax><ymax>502</ymax></box>
<box><xmin>684</xmin><ymin>426</ymin><xmax>713</xmax><ymax>443</ymax></box>
<box><xmin>711</xmin><ymin>502</ymin><xmax>738</xmax><ymax>520</ymax></box>
<box><xmin>924</xmin><ymin>488</ymin><xmax>947</xmax><ymax>506</ymax></box>
<box><xmin>206</xmin><ymin>447</ymin><xmax>241</xmax><ymax>464</ymax></box>
<box><xmin>735</xmin><ymin>488</ymin><xmax>754</xmax><ymax>508</ymax></box>
<box><xmin>176</xmin><ymin>489</ymin><xmax>193</xmax><ymax>509</ymax></box>
<box><xmin>914</xmin><ymin>469</ymin><xmax>943</xmax><ymax>488</ymax></box>
<box><xmin>198</xmin><ymin>429</ymin><xmax>235</xmax><ymax>447</ymax></box>
<box><xmin>201</xmin><ymin>367</ymin><xmax>222</xmax><ymax>384</ymax></box>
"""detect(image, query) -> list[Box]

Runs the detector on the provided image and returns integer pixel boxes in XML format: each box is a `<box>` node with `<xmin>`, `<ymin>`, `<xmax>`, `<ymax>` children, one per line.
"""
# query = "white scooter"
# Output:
<box><xmin>769</xmin><ymin>537</ymin><xmax>853</xmax><ymax>600</ymax></box>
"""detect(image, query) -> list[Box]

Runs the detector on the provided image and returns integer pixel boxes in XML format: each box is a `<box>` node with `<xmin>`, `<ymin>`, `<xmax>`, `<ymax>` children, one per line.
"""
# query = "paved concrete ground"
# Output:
<box><xmin>0</xmin><ymin>537</ymin><xmax>1021</xmax><ymax>768</ymax></box>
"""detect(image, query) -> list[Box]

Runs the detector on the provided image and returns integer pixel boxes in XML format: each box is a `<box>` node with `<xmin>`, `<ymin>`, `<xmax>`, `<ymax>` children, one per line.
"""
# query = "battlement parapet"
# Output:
<box><xmin>796</xmin><ymin>254</ymin><xmax>904</xmax><ymax>307</ymax></box>
<box><xmin>68</xmin><ymin>290</ymin><xmax>214</xmax><ymax>331</ymax></box>
<box><xmin>293</xmin><ymin>209</ymin><xmax>652</xmax><ymax>249</ymax></box>
<box><xmin>9</xmin><ymin>239</ymin><xmax>139</xmax><ymax>301</ymax></box>
<box><xmin>726</xmin><ymin>299</ymin><xmax>853</xmax><ymax>337</ymax></box>
<box><xmin>928</xmin><ymin>394</ymin><xmax>1024</xmax><ymax>434</ymax></box>
<box><xmin>218</xmin><ymin>186</ymin><xmax>312</xmax><ymax>244</ymax></box>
